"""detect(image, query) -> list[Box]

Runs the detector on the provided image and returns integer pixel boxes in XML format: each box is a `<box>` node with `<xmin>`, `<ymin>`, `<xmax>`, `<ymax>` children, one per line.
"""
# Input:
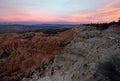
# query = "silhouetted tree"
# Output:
<box><xmin>118</xmin><ymin>18</ymin><xmax>120</xmax><ymax>24</ymax></box>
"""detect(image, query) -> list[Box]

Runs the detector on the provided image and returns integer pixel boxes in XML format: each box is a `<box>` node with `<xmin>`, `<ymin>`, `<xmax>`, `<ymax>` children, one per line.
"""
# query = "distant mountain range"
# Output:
<box><xmin>0</xmin><ymin>22</ymin><xmax>79</xmax><ymax>25</ymax></box>
<box><xmin>0</xmin><ymin>24</ymin><xmax>76</xmax><ymax>34</ymax></box>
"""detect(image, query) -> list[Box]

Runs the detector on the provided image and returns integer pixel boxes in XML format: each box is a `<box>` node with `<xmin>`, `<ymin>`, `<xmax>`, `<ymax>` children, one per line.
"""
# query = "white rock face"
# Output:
<box><xmin>38</xmin><ymin>25</ymin><xmax>120</xmax><ymax>81</ymax></box>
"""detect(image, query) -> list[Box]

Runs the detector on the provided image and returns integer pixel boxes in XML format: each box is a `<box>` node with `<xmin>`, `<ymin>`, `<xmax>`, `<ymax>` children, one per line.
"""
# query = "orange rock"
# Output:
<box><xmin>0</xmin><ymin>29</ymin><xmax>75</xmax><ymax>81</ymax></box>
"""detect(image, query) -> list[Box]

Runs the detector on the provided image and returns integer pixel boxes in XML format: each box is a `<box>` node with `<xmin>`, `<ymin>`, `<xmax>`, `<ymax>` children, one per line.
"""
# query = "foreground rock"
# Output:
<box><xmin>37</xmin><ymin>24</ymin><xmax>120</xmax><ymax>81</ymax></box>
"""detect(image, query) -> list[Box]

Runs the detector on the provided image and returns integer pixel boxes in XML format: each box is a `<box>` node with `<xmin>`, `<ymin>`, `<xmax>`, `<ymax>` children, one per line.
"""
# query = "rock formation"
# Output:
<box><xmin>37</xmin><ymin>24</ymin><xmax>120</xmax><ymax>81</ymax></box>
<box><xmin>0</xmin><ymin>29</ymin><xmax>75</xmax><ymax>81</ymax></box>
<box><xmin>0</xmin><ymin>24</ymin><xmax>120</xmax><ymax>81</ymax></box>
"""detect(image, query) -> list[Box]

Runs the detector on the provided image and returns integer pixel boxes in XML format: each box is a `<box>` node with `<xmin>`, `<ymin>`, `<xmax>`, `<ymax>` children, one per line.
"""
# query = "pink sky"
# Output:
<box><xmin>0</xmin><ymin>0</ymin><xmax>120</xmax><ymax>23</ymax></box>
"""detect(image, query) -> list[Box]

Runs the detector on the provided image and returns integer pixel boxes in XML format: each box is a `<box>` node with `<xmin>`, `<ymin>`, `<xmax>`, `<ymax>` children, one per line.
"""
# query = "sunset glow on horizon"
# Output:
<box><xmin>0</xmin><ymin>0</ymin><xmax>120</xmax><ymax>23</ymax></box>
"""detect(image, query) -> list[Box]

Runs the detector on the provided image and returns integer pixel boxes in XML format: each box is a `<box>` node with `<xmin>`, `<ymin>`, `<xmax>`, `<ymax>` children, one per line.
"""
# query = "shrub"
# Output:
<box><xmin>96</xmin><ymin>54</ymin><xmax>120</xmax><ymax>81</ymax></box>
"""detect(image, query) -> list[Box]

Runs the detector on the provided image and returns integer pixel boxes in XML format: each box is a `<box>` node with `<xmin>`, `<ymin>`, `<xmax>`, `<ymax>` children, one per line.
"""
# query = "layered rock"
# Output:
<box><xmin>0</xmin><ymin>29</ymin><xmax>75</xmax><ymax>81</ymax></box>
<box><xmin>37</xmin><ymin>25</ymin><xmax>120</xmax><ymax>81</ymax></box>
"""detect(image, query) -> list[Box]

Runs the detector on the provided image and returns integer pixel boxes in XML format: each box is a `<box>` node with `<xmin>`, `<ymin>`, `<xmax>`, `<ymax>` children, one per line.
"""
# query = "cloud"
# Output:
<box><xmin>58</xmin><ymin>0</ymin><xmax>120</xmax><ymax>23</ymax></box>
<box><xmin>0</xmin><ymin>0</ymin><xmax>120</xmax><ymax>23</ymax></box>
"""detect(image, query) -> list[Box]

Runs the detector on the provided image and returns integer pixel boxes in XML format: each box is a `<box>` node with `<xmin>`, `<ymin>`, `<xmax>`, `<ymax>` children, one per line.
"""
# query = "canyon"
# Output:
<box><xmin>0</xmin><ymin>23</ymin><xmax>120</xmax><ymax>81</ymax></box>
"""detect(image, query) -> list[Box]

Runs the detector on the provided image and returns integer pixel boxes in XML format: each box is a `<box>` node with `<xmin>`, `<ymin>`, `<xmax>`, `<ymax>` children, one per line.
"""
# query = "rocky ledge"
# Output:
<box><xmin>37</xmin><ymin>24</ymin><xmax>120</xmax><ymax>81</ymax></box>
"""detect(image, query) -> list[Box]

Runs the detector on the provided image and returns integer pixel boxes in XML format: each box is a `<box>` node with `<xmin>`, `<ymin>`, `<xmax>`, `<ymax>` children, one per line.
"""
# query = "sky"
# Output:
<box><xmin>0</xmin><ymin>0</ymin><xmax>120</xmax><ymax>23</ymax></box>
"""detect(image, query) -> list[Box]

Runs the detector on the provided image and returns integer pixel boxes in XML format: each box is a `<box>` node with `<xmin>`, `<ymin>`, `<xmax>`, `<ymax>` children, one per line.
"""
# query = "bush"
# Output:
<box><xmin>96</xmin><ymin>54</ymin><xmax>120</xmax><ymax>81</ymax></box>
